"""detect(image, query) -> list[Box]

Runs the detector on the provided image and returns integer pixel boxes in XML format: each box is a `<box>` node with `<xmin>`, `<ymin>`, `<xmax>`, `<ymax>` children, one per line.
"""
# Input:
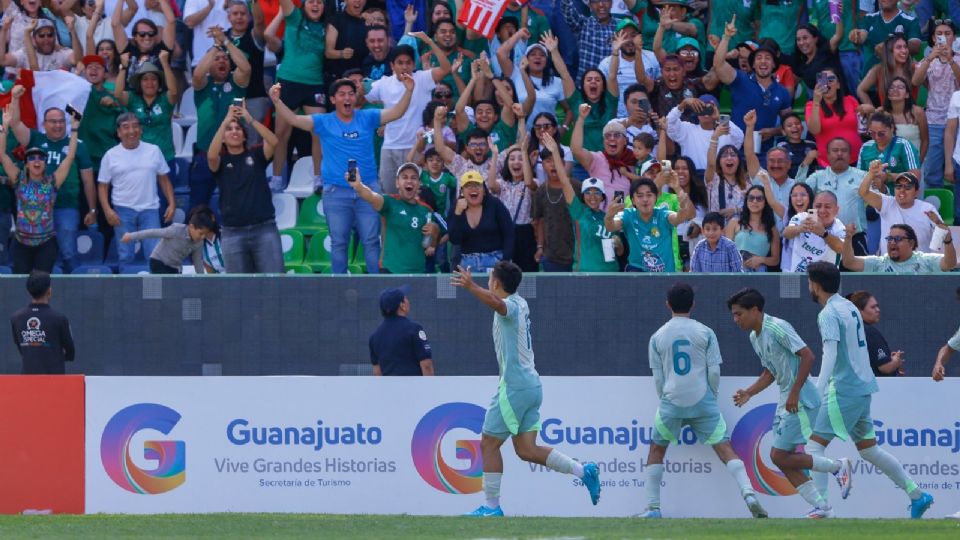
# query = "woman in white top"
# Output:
<box><xmin>497</xmin><ymin>29</ymin><xmax>571</xmax><ymax>131</ymax></box>
<box><xmin>487</xmin><ymin>137</ymin><xmax>538</xmax><ymax>272</ymax></box>
<box><xmin>704</xmin><ymin>125</ymin><xmax>749</xmax><ymax>222</ymax></box>
<box><xmin>881</xmin><ymin>76</ymin><xmax>927</xmax><ymax>164</ymax></box>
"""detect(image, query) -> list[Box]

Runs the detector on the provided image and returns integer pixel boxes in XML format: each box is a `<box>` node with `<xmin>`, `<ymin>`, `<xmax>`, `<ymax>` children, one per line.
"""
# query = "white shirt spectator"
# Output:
<box><xmin>511</xmin><ymin>69</ymin><xmax>566</xmax><ymax>124</ymax></box>
<box><xmin>666</xmin><ymin>106</ymin><xmax>744</xmax><ymax>170</ymax></box>
<box><xmin>183</xmin><ymin>0</ymin><xmax>229</xmax><ymax>67</ymax></box>
<box><xmin>367</xmin><ymin>69</ymin><xmax>436</xmax><ymax>150</ymax></box>
<box><xmin>12</xmin><ymin>48</ymin><xmax>74</xmax><ymax>71</ymax></box>
<box><xmin>598</xmin><ymin>50</ymin><xmax>660</xmax><ymax>117</ymax></box>
<box><xmin>74</xmin><ymin>16</ymin><xmax>114</xmax><ymax>55</ymax></box>
<box><xmin>97</xmin><ymin>141</ymin><xmax>170</xmax><ymax>211</ymax></box>
<box><xmin>877</xmin><ymin>193</ymin><xmax>938</xmax><ymax>254</ymax></box>
<box><xmin>782</xmin><ymin>213</ymin><xmax>845</xmax><ymax>273</ymax></box>
<box><xmin>949</xmin><ymin>90</ymin><xmax>960</xmax><ymax>165</ymax></box>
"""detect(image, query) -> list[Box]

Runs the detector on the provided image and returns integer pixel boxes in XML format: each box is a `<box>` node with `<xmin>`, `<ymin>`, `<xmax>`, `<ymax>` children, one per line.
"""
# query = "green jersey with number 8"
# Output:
<box><xmin>816</xmin><ymin>295</ymin><xmax>879</xmax><ymax>397</ymax></box>
<box><xmin>648</xmin><ymin>317</ymin><xmax>722</xmax><ymax>415</ymax></box>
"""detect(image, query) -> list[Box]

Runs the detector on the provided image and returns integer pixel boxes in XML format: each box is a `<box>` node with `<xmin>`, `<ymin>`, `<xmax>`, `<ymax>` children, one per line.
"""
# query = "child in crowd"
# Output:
<box><xmin>121</xmin><ymin>207</ymin><xmax>216</xmax><ymax>274</ymax></box>
<box><xmin>775</xmin><ymin>113</ymin><xmax>818</xmax><ymax>178</ymax></box>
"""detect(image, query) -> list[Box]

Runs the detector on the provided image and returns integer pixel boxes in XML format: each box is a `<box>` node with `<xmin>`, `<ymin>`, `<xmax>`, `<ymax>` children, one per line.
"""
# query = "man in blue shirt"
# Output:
<box><xmin>712</xmin><ymin>16</ymin><xmax>790</xmax><ymax>157</ymax></box>
<box><xmin>269</xmin><ymin>76</ymin><xmax>415</xmax><ymax>274</ymax></box>
<box><xmin>369</xmin><ymin>286</ymin><xmax>434</xmax><ymax>376</ymax></box>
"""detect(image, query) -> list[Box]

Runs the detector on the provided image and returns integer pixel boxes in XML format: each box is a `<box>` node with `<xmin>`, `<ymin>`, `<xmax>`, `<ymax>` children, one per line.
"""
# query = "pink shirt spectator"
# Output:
<box><xmin>585</xmin><ymin>150</ymin><xmax>631</xmax><ymax>204</ymax></box>
<box><xmin>805</xmin><ymin>96</ymin><xmax>862</xmax><ymax>168</ymax></box>
<box><xmin>921</xmin><ymin>54</ymin><xmax>960</xmax><ymax>125</ymax></box>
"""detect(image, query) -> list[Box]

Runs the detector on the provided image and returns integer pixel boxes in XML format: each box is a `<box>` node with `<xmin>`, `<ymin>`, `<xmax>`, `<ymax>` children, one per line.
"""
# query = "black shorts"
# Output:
<box><xmin>278</xmin><ymin>78</ymin><xmax>324</xmax><ymax>110</ymax></box>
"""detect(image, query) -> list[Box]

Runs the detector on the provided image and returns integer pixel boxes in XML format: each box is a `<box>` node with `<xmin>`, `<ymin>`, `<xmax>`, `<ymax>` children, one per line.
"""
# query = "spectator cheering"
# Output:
<box><xmin>97</xmin><ymin>113</ymin><xmax>176</xmax><ymax>269</ymax></box>
<box><xmin>782</xmin><ymin>191</ymin><xmax>845</xmax><ymax>273</ymax></box>
<box><xmin>207</xmin><ymin>103</ymin><xmax>284</xmax><ymax>274</ymax></box>
<box><xmin>448</xmin><ymin>171</ymin><xmax>514</xmax><ymax>273</ymax></box>
<box><xmin>841</xmin><ymin>222</ymin><xmax>956</xmax><ymax>273</ymax></box>
<box><xmin>350</xmin><ymin>162</ymin><xmax>439</xmax><ymax>274</ymax></box>
<box><xmin>532</xmin><ymin>135</ymin><xmax>578</xmax><ymax>272</ymax></box>
<box><xmin>724</xmin><ymin>186</ymin><xmax>780</xmax><ymax>272</ymax></box>
<box><xmin>270</xmin><ymin>76</ymin><xmax>415</xmax><ymax>274</ymax></box>
<box><xmin>115</xmin><ymin>50</ymin><xmax>178</xmax><ymax>174</ymax></box>
<box><xmin>0</xmin><ymin>107</ymin><xmax>80</xmax><ymax>274</ymax></box>
<box><xmin>369</xmin><ymin>286</ymin><xmax>434</xmax><ymax>376</ymax></box>
<box><xmin>858</xmin><ymin>164</ymin><xmax>938</xmax><ymax>254</ymax></box>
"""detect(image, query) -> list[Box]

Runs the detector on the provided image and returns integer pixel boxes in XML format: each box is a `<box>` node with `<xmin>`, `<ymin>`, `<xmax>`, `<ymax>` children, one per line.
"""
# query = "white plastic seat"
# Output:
<box><xmin>272</xmin><ymin>193</ymin><xmax>298</xmax><ymax>230</ymax></box>
<box><xmin>284</xmin><ymin>156</ymin><xmax>316</xmax><ymax>199</ymax></box>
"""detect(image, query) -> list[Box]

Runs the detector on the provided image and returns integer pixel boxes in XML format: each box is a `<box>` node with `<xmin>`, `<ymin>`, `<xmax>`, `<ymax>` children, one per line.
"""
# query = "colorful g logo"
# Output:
<box><xmin>730</xmin><ymin>403</ymin><xmax>796</xmax><ymax>496</ymax></box>
<box><xmin>411</xmin><ymin>402</ymin><xmax>484</xmax><ymax>494</ymax></box>
<box><xmin>100</xmin><ymin>403</ymin><xmax>186</xmax><ymax>494</ymax></box>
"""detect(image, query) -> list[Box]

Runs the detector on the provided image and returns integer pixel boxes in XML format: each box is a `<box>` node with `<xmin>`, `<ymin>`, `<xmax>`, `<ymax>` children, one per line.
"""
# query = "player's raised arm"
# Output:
<box><xmin>450</xmin><ymin>265</ymin><xmax>507</xmax><ymax>316</ymax></box>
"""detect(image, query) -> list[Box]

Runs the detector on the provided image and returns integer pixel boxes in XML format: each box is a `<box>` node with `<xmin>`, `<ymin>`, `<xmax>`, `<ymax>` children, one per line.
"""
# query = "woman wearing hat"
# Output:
<box><xmin>497</xmin><ymin>29</ymin><xmax>572</xmax><ymax>131</ymax></box>
<box><xmin>448</xmin><ymin>170</ymin><xmax>514</xmax><ymax>273</ymax></box>
<box><xmin>0</xmin><ymin>106</ymin><xmax>80</xmax><ymax>274</ymax></box>
<box><xmin>115</xmin><ymin>49</ymin><xmax>178</xmax><ymax>174</ymax></box>
<box><xmin>110</xmin><ymin>0</ymin><xmax>175</xmax><ymax>89</ymax></box>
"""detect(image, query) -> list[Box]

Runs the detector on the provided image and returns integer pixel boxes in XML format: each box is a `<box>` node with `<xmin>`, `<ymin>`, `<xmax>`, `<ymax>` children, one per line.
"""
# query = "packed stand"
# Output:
<box><xmin>0</xmin><ymin>0</ymin><xmax>955</xmax><ymax>275</ymax></box>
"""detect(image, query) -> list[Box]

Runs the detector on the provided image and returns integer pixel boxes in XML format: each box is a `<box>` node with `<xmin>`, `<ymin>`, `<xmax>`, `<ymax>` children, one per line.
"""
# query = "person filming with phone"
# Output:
<box><xmin>665</xmin><ymin>94</ymin><xmax>744</xmax><ymax>171</ymax></box>
<box><xmin>270</xmin><ymin>75</ymin><xmax>417</xmax><ymax>274</ymax></box>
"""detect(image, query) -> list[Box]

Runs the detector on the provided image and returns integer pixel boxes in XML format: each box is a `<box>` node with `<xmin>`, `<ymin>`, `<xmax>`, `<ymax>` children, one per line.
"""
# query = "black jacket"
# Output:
<box><xmin>11</xmin><ymin>303</ymin><xmax>75</xmax><ymax>374</ymax></box>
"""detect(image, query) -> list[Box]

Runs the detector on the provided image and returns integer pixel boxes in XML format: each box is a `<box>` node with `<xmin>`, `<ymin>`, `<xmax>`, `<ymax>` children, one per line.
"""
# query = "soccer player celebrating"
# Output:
<box><xmin>727</xmin><ymin>288</ymin><xmax>853</xmax><ymax>518</ymax></box>
<box><xmin>450</xmin><ymin>261</ymin><xmax>601</xmax><ymax>516</ymax></box>
<box><xmin>639</xmin><ymin>282</ymin><xmax>767</xmax><ymax>519</ymax></box>
<box><xmin>806</xmin><ymin>262</ymin><xmax>934</xmax><ymax>518</ymax></box>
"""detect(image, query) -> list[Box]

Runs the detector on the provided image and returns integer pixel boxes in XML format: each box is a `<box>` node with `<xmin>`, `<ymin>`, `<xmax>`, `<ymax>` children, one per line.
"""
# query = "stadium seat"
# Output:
<box><xmin>349</xmin><ymin>241</ymin><xmax>366</xmax><ymax>274</ymax></box>
<box><xmin>176</xmin><ymin>123</ymin><xmax>197</xmax><ymax>160</ymax></box>
<box><xmin>119</xmin><ymin>265</ymin><xmax>150</xmax><ymax>274</ymax></box>
<box><xmin>105</xmin><ymin>237</ymin><xmax>146</xmax><ymax>272</ymax></box>
<box><xmin>0</xmin><ymin>266</ymin><xmax>11</xmax><ymax>274</ymax></box>
<box><xmin>175</xmin><ymin>87</ymin><xmax>197</xmax><ymax>127</ymax></box>
<box><xmin>172</xmin><ymin>207</ymin><xmax>186</xmax><ymax>224</ymax></box>
<box><xmin>172</xmin><ymin>122</ymin><xmax>184</xmax><ymax>156</ymax></box>
<box><xmin>924</xmin><ymin>188</ymin><xmax>954</xmax><ymax>226</ymax></box>
<box><xmin>71</xmin><ymin>265</ymin><xmax>113</xmax><ymax>274</ymax></box>
<box><xmin>304</xmin><ymin>232</ymin><xmax>333</xmax><ymax>273</ymax></box>
<box><xmin>75</xmin><ymin>230</ymin><xmax>105</xmax><ymax>265</ymax></box>
<box><xmin>718</xmin><ymin>87</ymin><xmax>732</xmax><ymax>115</ymax></box>
<box><xmin>293</xmin><ymin>194</ymin><xmax>327</xmax><ymax>236</ymax></box>
<box><xmin>272</xmin><ymin>193</ymin><xmax>298</xmax><ymax>230</ymax></box>
<box><xmin>280</xmin><ymin>229</ymin><xmax>310</xmax><ymax>272</ymax></box>
<box><xmin>284</xmin><ymin>157</ymin><xmax>316</xmax><ymax>199</ymax></box>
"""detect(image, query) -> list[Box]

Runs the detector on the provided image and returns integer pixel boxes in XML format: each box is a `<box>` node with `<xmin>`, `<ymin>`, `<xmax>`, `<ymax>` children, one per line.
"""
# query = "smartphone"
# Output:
<box><xmin>446</xmin><ymin>111</ymin><xmax>456</xmax><ymax>119</ymax></box>
<box><xmin>65</xmin><ymin>103</ymin><xmax>82</xmax><ymax>122</ymax></box>
<box><xmin>816</xmin><ymin>72</ymin><xmax>828</xmax><ymax>88</ymax></box>
<box><xmin>718</xmin><ymin>114</ymin><xmax>730</xmax><ymax>126</ymax></box>
<box><xmin>660</xmin><ymin>160</ymin><xmax>672</xmax><ymax>172</ymax></box>
<box><xmin>232</xmin><ymin>97</ymin><xmax>244</xmax><ymax>107</ymax></box>
<box><xmin>614</xmin><ymin>190</ymin><xmax>625</xmax><ymax>203</ymax></box>
<box><xmin>938</xmin><ymin>35</ymin><xmax>948</xmax><ymax>46</ymax></box>
<box><xmin>347</xmin><ymin>159</ymin><xmax>358</xmax><ymax>183</ymax></box>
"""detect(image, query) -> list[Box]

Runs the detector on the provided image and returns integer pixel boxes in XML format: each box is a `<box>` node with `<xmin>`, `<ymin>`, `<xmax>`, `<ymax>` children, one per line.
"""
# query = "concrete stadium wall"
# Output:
<box><xmin>0</xmin><ymin>275</ymin><xmax>954</xmax><ymax>377</ymax></box>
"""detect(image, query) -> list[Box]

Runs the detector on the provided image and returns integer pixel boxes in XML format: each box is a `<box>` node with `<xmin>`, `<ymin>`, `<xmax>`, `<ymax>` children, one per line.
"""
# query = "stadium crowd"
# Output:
<box><xmin>0</xmin><ymin>0</ymin><xmax>957</xmax><ymax>274</ymax></box>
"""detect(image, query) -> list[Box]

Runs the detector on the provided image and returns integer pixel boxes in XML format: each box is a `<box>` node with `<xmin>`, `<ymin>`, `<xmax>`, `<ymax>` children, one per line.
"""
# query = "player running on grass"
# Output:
<box><xmin>451</xmin><ymin>261</ymin><xmax>601</xmax><ymax>516</ymax></box>
<box><xmin>806</xmin><ymin>262</ymin><xmax>933</xmax><ymax>518</ymax></box>
<box><xmin>638</xmin><ymin>282</ymin><xmax>767</xmax><ymax>519</ymax></box>
<box><xmin>727</xmin><ymin>288</ymin><xmax>853</xmax><ymax>518</ymax></box>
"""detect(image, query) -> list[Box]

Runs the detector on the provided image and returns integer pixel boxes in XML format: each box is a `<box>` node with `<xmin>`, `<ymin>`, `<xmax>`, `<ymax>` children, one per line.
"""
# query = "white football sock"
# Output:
<box><xmin>483</xmin><ymin>472</ymin><xmax>502</xmax><ymax>509</ymax></box>
<box><xmin>811</xmin><ymin>455</ymin><xmax>841</xmax><ymax>473</ymax></box>
<box><xmin>859</xmin><ymin>446</ymin><xmax>921</xmax><ymax>500</ymax></box>
<box><xmin>646</xmin><ymin>464</ymin><xmax>664</xmax><ymax>510</ymax></box>
<box><xmin>797</xmin><ymin>480</ymin><xmax>828</xmax><ymax>509</ymax></box>
<box><xmin>725</xmin><ymin>459</ymin><xmax>755</xmax><ymax>497</ymax></box>
<box><xmin>806</xmin><ymin>439</ymin><xmax>830</xmax><ymax>504</ymax></box>
<box><xmin>545</xmin><ymin>449</ymin><xmax>584</xmax><ymax>478</ymax></box>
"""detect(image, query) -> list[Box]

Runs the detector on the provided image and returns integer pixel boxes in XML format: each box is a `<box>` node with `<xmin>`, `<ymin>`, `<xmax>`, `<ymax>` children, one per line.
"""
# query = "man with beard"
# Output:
<box><xmin>859</xmin><ymin>168</ymin><xmax>939</xmax><ymax>255</ymax></box>
<box><xmin>350</xmin><ymin>162</ymin><xmax>439</xmax><ymax>274</ymax></box>
<box><xmin>420</xmin><ymin>19</ymin><xmax>474</xmax><ymax>103</ymax></box>
<box><xmin>561</xmin><ymin>0</ymin><xmax>641</xmax><ymax>82</ymax></box>
<box><xmin>2</xmin><ymin>18</ymin><xmax>76</xmax><ymax>71</ymax></box>
<box><xmin>434</xmin><ymin>106</ymin><xmax>494</xmax><ymax>186</ymax></box>
<box><xmin>782</xmin><ymin>191</ymin><xmax>845</xmax><ymax>273</ymax></box>
<box><xmin>714</xmin><ymin>18</ymin><xmax>790</xmax><ymax>146</ymax></box>
<box><xmin>600</xmin><ymin>19</ymin><xmax>661</xmax><ymax>117</ymax></box>
<box><xmin>362</xmin><ymin>25</ymin><xmax>392</xmax><ymax>82</ymax></box>
<box><xmin>798</xmin><ymin>138</ymin><xmax>869</xmax><ymax>256</ymax></box>
<box><xmin>635</xmin><ymin>51</ymin><xmax>704</xmax><ymax>119</ymax></box>
<box><xmin>842</xmin><ymin>221</ymin><xmax>956</xmax><ymax>273</ymax></box>
<box><xmin>666</xmin><ymin>94</ymin><xmax>742</xmax><ymax>171</ymax></box>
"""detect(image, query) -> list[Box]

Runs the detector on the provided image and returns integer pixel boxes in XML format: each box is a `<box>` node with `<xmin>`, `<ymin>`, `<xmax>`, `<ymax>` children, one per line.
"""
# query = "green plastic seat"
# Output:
<box><xmin>924</xmin><ymin>188</ymin><xmax>955</xmax><ymax>226</ymax></box>
<box><xmin>279</xmin><ymin>229</ymin><xmax>310</xmax><ymax>272</ymax></box>
<box><xmin>304</xmin><ymin>232</ymin><xmax>333</xmax><ymax>273</ymax></box>
<box><xmin>293</xmin><ymin>194</ymin><xmax>328</xmax><ymax>236</ymax></box>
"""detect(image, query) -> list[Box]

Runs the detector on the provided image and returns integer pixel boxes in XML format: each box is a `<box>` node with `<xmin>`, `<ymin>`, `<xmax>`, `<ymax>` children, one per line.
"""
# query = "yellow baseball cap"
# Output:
<box><xmin>459</xmin><ymin>170</ymin><xmax>484</xmax><ymax>187</ymax></box>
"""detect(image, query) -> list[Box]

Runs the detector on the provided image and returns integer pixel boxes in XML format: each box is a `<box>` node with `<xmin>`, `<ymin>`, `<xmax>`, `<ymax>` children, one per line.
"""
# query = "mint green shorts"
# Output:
<box><xmin>482</xmin><ymin>385</ymin><xmax>542</xmax><ymax>440</ymax></box>
<box><xmin>772</xmin><ymin>406</ymin><xmax>817</xmax><ymax>451</ymax></box>
<box><xmin>653</xmin><ymin>404</ymin><xmax>729</xmax><ymax>447</ymax></box>
<box><xmin>812</xmin><ymin>386</ymin><xmax>875</xmax><ymax>442</ymax></box>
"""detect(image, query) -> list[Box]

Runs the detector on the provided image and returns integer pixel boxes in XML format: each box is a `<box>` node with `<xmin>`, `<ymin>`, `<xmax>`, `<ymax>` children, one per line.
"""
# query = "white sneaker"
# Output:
<box><xmin>833</xmin><ymin>457</ymin><xmax>853</xmax><ymax>499</ymax></box>
<box><xmin>806</xmin><ymin>506</ymin><xmax>835</xmax><ymax>519</ymax></box>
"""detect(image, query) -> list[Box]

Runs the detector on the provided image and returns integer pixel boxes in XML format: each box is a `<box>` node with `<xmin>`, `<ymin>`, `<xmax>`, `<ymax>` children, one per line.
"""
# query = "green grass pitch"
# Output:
<box><xmin>1</xmin><ymin>515</ymin><xmax>959</xmax><ymax>539</ymax></box>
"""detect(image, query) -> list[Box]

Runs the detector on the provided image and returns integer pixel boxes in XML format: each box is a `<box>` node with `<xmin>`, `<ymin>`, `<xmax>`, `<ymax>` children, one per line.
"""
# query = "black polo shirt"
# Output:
<box><xmin>369</xmin><ymin>315</ymin><xmax>432</xmax><ymax>375</ymax></box>
<box><xmin>11</xmin><ymin>303</ymin><xmax>75</xmax><ymax>374</ymax></box>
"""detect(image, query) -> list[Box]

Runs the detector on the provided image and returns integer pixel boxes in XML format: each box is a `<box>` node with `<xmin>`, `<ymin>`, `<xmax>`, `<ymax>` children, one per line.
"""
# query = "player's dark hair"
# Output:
<box><xmin>666</xmin><ymin>282</ymin><xmax>694</xmax><ymax>314</ymax></box>
<box><xmin>701</xmin><ymin>212</ymin><xmax>725</xmax><ymax>229</ymax></box>
<box><xmin>727</xmin><ymin>288</ymin><xmax>765</xmax><ymax>311</ymax></box>
<box><xmin>807</xmin><ymin>261</ymin><xmax>841</xmax><ymax>294</ymax></box>
<box><xmin>845</xmin><ymin>290</ymin><xmax>874</xmax><ymax>311</ymax></box>
<box><xmin>26</xmin><ymin>270</ymin><xmax>51</xmax><ymax>299</ymax></box>
<box><xmin>492</xmin><ymin>260</ymin><xmax>522</xmax><ymax>294</ymax></box>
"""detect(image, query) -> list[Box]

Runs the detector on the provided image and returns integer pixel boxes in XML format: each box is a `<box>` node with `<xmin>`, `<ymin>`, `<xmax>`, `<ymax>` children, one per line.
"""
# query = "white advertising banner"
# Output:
<box><xmin>85</xmin><ymin>377</ymin><xmax>960</xmax><ymax>518</ymax></box>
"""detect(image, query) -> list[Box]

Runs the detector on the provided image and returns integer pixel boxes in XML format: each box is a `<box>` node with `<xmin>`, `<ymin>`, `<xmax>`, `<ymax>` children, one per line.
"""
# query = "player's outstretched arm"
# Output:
<box><xmin>733</xmin><ymin>369</ymin><xmax>774</xmax><ymax>407</ymax></box>
<box><xmin>451</xmin><ymin>265</ymin><xmax>508</xmax><ymax>316</ymax></box>
<box><xmin>933</xmin><ymin>344</ymin><xmax>953</xmax><ymax>381</ymax></box>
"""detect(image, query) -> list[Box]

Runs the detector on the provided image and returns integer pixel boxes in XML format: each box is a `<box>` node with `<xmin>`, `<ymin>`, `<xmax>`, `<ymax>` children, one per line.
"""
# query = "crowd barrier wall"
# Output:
<box><xmin>0</xmin><ymin>274</ymin><xmax>955</xmax><ymax>377</ymax></box>
<box><xmin>81</xmin><ymin>376</ymin><xmax>960</xmax><ymax>517</ymax></box>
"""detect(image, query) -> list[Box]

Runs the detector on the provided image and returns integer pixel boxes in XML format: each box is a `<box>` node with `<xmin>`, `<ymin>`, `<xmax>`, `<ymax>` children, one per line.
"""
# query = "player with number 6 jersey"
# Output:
<box><xmin>639</xmin><ymin>283</ymin><xmax>767</xmax><ymax>519</ymax></box>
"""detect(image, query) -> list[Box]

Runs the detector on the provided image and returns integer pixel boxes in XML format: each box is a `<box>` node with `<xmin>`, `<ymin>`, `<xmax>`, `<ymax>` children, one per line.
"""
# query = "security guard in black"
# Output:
<box><xmin>370</xmin><ymin>287</ymin><xmax>434</xmax><ymax>376</ymax></box>
<box><xmin>11</xmin><ymin>271</ymin><xmax>75</xmax><ymax>374</ymax></box>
